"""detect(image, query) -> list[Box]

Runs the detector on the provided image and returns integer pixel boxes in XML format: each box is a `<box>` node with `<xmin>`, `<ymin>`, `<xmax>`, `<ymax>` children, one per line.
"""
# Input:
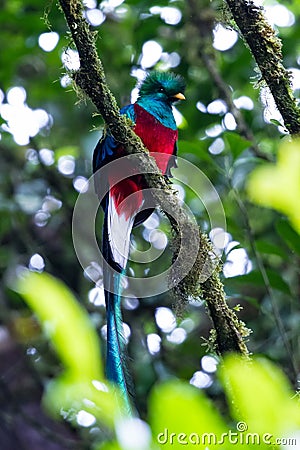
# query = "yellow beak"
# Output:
<box><xmin>173</xmin><ymin>92</ymin><xmax>186</xmax><ymax>101</ymax></box>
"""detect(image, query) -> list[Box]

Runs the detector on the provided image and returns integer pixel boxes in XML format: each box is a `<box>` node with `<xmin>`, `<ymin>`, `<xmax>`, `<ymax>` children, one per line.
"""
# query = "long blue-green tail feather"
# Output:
<box><xmin>105</xmin><ymin>272</ymin><xmax>133</xmax><ymax>415</ymax></box>
<box><xmin>102</xmin><ymin>211</ymin><xmax>133</xmax><ymax>416</ymax></box>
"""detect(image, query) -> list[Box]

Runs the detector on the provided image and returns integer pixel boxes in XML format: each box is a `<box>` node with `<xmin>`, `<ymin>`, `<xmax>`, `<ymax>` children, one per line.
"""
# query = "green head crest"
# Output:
<box><xmin>138</xmin><ymin>71</ymin><xmax>186</xmax><ymax>103</ymax></box>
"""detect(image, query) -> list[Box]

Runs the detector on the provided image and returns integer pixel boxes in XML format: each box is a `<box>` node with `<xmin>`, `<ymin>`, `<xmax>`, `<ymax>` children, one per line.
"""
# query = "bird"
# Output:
<box><xmin>93</xmin><ymin>71</ymin><xmax>185</xmax><ymax>414</ymax></box>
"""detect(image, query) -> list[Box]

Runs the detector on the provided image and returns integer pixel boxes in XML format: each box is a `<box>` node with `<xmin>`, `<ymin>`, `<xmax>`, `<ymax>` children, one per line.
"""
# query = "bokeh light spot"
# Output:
<box><xmin>76</xmin><ymin>410</ymin><xmax>96</xmax><ymax>427</ymax></box>
<box><xmin>116</xmin><ymin>418</ymin><xmax>152</xmax><ymax>450</ymax></box>
<box><xmin>85</xmin><ymin>9</ymin><xmax>106</xmax><ymax>26</ymax></box>
<box><xmin>155</xmin><ymin>307</ymin><xmax>176</xmax><ymax>333</ymax></box>
<box><xmin>61</xmin><ymin>49</ymin><xmax>80</xmax><ymax>71</ymax></box>
<box><xmin>147</xmin><ymin>333</ymin><xmax>161</xmax><ymax>355</ymax></box>
<box><xmin>167</xmin><ymin>327</ymin><xmax>187</xmax><ymax>344</ymax></box>
<box><xmin>7</xmin><ymin>86</ymin><xmax>27</xmax><ymax>105</ymax></box>
<box><xmin>39</xmin><ymin>148</ymin><xmax>55</xmax><ymax>166</ymax></box>
<box><xmin>160</xmin><ymin>7</ymin><xmax>182</xmax><ymax>25</ymax></box>
<box><xmin>201</xmin><ymin>355</ymin><xmax>218</xmax><ymax>373</ymax></box>
<box><xmin>140</xmin><ymin>40</ymin><xmax>162</xmax><ymax>68</ymax></box>
<box><xmin>265</xmin><ymin>4</ymin><xmax>295</xmax><ymax>27</ymax></box>
<box><xmin>213</xmin><ymin>24</ymin><xmax>238</xmax><ymax>51</ymax></box>
<box><xmin>73</xmin><ymin>176</ymin><xmax>89</xmax><ymax>193</ymax></box>
<box><xmin>190</xmin><ymin>371</ymin><xmax>213</xmax><ymax>389</ymax></box>
<box><xmin>209</xmin><ymin>137</ymin><xmax>225</xmax><ymax>155</ymax></box>
<box><xmin>58</xmin><ymin>155</ymin><xmax>76</xmax><ymax>176</ymax></box>
<box><xmin>38</xmin><ymin>32</ymin><xmax>59</xmax><ymax>52</ymax></box>
<box><xmin>207</xmin><ymin>99</ymin><xmax>227</xmax><ymax>115</ymax></box>
<box><xmin>29</xmin><ymin>253</ymin><xmax>45</xmax><ymax>272</ymax></box>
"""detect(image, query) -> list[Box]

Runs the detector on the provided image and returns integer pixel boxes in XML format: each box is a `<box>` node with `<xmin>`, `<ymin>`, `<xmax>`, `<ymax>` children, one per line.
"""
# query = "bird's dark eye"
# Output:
<box><xmin>158</xmin><ymin>87</ymin><xmax>165</xmax><ymax>93</ymax></box>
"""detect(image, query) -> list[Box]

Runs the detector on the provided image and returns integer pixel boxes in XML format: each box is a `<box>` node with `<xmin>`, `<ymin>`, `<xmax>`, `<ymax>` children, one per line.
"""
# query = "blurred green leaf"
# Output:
<box><xmin>224</xmin><ymin>269</ymin><xmax>291</xmax><ymax>295</ymax></box>
<box><xmin>224</xmin><ymin>132</ymin><xmax>251</xmax><ymax>159</ymax></box>
<box><xmin>247</xmin><ymin>139</ymin><xmax>300</xmax><ymax>234</ymax></box>
<box><xmin>255</xmin><ymin>239</ymin><xmax>286</xmax><ymax>258</ymax></box>
<box><xmin>96</xmin><ymin>442</ymin><xmax>121</xmax><ymax>450</ymax></box>
<box><xmin>15</xmin><ymin>271</ymin><xmax>119</xmax><ymax>425</ymax></box>
<box><xmin>276</xmin><ymin>219</ymin><xmax>300</xmax><ymax>257</ymax></box>
<box><xmin>220</xmin><ymin>355</ymin><xmax>300</xmax><ymax>437</ymax></box>
<box><xmin>16</xmin><ymin>271</ymin><xmax>103</xmax><ymax>379</ymax></box>
<box><xmin>149</xmin><ymin>381</ymin><xmax>226</xmax><ymax>449</ymax></box>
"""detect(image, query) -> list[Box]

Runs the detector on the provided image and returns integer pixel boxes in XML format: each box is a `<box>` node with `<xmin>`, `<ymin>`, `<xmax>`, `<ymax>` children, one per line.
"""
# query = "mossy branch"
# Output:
<box><xmin>224</xmin><ymin>0</ymin><xmax>300</xmax><ymax>135</ymax></box>
<box><xmin>58</xmin><ymin>0</ymin><xmax>249</xmax><ymax>356</ymax></box>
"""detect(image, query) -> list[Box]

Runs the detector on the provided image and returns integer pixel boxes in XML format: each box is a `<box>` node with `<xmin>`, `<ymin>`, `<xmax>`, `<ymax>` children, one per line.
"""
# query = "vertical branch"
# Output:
<box><xmin>224</xmin><ymin>0</ymin><xmax>300</xmax><ymax>135</ymax></box>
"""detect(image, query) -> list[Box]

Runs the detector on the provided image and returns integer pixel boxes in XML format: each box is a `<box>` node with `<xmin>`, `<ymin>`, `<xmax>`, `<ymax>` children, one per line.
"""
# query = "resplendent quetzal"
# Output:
<box><xmin>93</xmin><ymin>71</ymin><xmax>185</xmax><ymax>413</ymax></box>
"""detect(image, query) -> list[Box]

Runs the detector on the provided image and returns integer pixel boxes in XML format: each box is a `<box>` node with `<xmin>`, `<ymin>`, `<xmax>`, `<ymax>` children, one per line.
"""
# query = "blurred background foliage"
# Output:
<box><xmin>0</xmin><ymin>0</ymin><xmax>300</xmax><ymax>448</ymax></box>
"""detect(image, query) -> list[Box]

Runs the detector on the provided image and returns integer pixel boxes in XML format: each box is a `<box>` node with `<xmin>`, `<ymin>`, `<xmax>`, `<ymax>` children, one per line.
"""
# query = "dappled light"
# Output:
<box><xmin>155</xmin><ymin>307</ymin><xmax>176</xmax><ymax>333</ymax></box>
<box><xmin>38</xmin><ymin>32</ymin><xmax>60</xmax><ymax>52</ymax></box>
<box><xmin>85</xmin><ymin>8</ymin><xmax>106</xmax><ymax>26</ymax></box>
<box><xmin>223</xmin><ymin>112</ymin><xmax>237</xmax><ymax>130</ymax></box>
<box><xmin>208</xmin><ymin>137</ymin><xmax>224</xmax><ymax>155</ymax></box>
<box><xmin>39</xmin><ymin>148</ymin><xmax>55</xmax><ymax>165</ymax></box>
<box><xmin>201</xmin><ymin>355</ymin><xmax>218</xmax><ymax>373</ymax></box>
<box><xmin>88</xmin><ymin>286</ymin><xmax>105</xmax><ymax>306</ymax></box>
<box><xmin>123</xmin><ymin>296</ymin><xmax>139</xmax><ymax>310</ymax></box>
<box><xmin>76</xmin><ymin>410</ymin><xmax>96</xmax><ymax>427</ymax></box>
<box><xmin>115</xmin><ymin>417</ymin><xmax>152</xmax><ymax>450</ymax></box>
<box><xmin>233</xmin><ymin>95</ymin><xmax>254</xmax><ymax>110</ymax></box>
<box><xmin>34</xmin><ymin>210</ymin><xmax>51</xmax><ymax>227</ymax></box>
<box><xmin>205</xmin><ymin>123</ymin><xmax>223</xmax><ymax>137</ymax></box>
<box><xmin>147</xmin><ymin>229</ymin><xmax>168</xmax><ymax>250</ymax></box>
<box><xmin>29</xmin><ymin>253</ymin><xmax>45</xmax><ymax>272</ymax></box>
<box><xmin>147</xmin><ymin>333</ymin><xmax>161</xmax><ymax>355</ymax></box>
<box><xmin>140</xmin><ymin>40</ymin><xmax>163</xmax><ymax>68</ymax></box>
<box><xmin>213</xmin><ymin>24</ymin><xmax>238</xmax><ymax>52</ymax></box>
<box><xmin>166</xmin><ymin>327</ymin><xmax>187</xmax><ymax>344</ymax></box>
<box><xmin>265</xmin><ymin>4</ymin><xmax>295</xmax><ymax>27</ymax></box>
<box><xmin>207</xmin><ymin>99</ymin><xmax>228</xmax><ymax>115</ymax></box>
<box><xmin>61</xmin><ymin>49</ymin><xmax>80</xmax><ymax>71</ymax></box>
<box><xmin>73</xmin><ymin>175</ymin><xmax>89</xmax><ymax>193</ymax></box>
<box><xmin>160</xmin><ymin>7</ymin><xmax>182</xmax><ymax>26</ymax></box>
<box><xmin>58</xmin><ymin>155</ymin><xmax>76</xmax><ymax>176</ymax></box>
<box><xmin>0</xmin><ymin>86</ymin><xmax>52</xmax><ymax>145</ymax></box>
<box><xmin>190</xmin><ymin>370</ymin><xmax>213</xmax><ymax>389</ymax></box>
<box><xmin>224</xmin><ymin>247</ymin><xmax>252</xmax><ymax>278</ymax></box>
<box><xmin>209</xmin><ymin>227</ymin><xmax>231</xmax><ymax>250</ymax></box>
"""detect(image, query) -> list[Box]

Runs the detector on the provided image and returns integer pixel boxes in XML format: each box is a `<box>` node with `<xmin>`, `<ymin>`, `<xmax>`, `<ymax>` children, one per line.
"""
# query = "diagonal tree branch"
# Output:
<box><xmin>224</xmin><ymin>0</ymin><xmax>300</xmax><ymax>135</ymax></box>
<box><xmin>58</xmin><ymin>0</ymin><xmax>249</xmax><ymax>355</ymax></box>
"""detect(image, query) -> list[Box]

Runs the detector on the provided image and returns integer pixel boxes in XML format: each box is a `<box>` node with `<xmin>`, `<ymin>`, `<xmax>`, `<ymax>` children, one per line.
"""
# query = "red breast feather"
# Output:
<box><xmin>134</xmin><ymin>104</ymin><xmax>178</xmax><ymax>175</ymax></box>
